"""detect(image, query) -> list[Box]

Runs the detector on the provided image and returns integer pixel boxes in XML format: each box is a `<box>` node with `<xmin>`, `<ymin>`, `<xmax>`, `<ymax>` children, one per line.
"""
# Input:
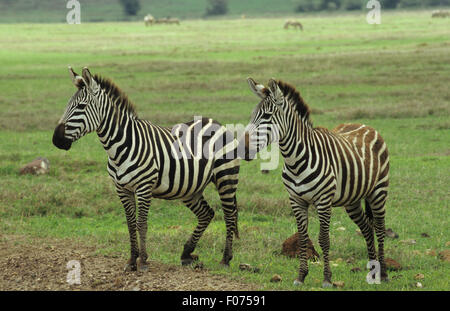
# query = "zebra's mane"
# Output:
<box><xmin>277</xmin><ymin>80</ymin><xmax>311</xmax><ymax>124</ymax></box>
<box><xmin>94</xmin><ymin>74</ymin><xmax>138</xmax><ymax>117</ymax></box>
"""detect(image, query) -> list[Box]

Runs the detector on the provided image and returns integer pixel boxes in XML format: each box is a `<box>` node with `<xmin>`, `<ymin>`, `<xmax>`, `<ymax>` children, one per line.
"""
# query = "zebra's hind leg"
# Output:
<box><xmin>181</xmin><ymin>194</ymin><xmax>215</xmax><ymax>266</ymax></box>
<box><xmin>116</xmin><ymin>187</ymin><xmax>139</xmax><ymax>272</ymax></box>
<box><xmin>345</xmin><ymin>201</ymin><xmax>377</xmax><ymax>261</ymax></box>
<box><xmin>291</xmin><ymin>199</ymin><xmax>310</xmax><ymax>285</ymax></box>
<box><xmin>214</xmin><ymin>164</ymin><xmax>239</xmax><ymax>266</ymax></box>
<box><xmin>366</xmin><ymin>192</ymin><xmax>388</xmax><ymax>282</ymax></box>
<box><xmin>218</xmin><ymin>192</ymin><xmax>239</xmax><ymax>266</ymax></box>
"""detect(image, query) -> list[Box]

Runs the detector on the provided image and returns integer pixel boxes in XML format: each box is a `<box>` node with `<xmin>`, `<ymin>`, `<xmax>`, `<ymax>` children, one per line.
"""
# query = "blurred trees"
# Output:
<box><xmin>296</xmin><ymin>0</ymin><xmax>450</xmax><ymax>11</ymax></box>
<box><xmin>118</xmin><ymin>0</ymin><xmax>141</xmax><ymax>16</ymax></box>
<box><xmin>205</xmin><ymin>0</ymin><xmax>228</xmax><ymax>16</ymax></box>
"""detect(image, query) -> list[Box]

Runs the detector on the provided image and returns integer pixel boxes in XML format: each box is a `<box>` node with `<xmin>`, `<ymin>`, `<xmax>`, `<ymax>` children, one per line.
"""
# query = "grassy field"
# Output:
<box><xmin>0</xmin><ymin>10</ymin><xmax>449</xmax><ymax>290</ymax></box>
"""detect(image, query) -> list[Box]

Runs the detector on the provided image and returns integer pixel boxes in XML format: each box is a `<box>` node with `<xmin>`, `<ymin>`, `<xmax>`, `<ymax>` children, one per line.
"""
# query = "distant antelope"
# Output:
<box><xmin>432</xmin><ymin>10</ymin><xmax>450</xmax><ymax>18</ymax></box>
<box><xmin>284</xmin><ymin>20</ymin><xmax>303</xmax><ymax>31</ymax></box>
<box><xmin>144</xmin><ymin>14</ymin><xmax>154</xmax><ymax>26</ymax></box>
<box><xmin>154</xmin><ymin>17</ymin><xmax>180</xmax><ymax>25</ymax></box>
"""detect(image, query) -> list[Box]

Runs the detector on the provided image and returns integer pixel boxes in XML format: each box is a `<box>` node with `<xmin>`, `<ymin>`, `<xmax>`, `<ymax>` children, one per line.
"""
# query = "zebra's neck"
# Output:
<box><xmin>96</xmin><ymin>94</ymin><xmax>137</xmax><ymax>163</ymax></box>
<box><xmin>278</xmin><ymin>113</ymin><xmax>315</xmax><ymax>171</ymax></box>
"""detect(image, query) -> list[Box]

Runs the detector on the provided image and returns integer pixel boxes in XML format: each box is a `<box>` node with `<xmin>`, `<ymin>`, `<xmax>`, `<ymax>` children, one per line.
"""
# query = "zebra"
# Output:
<box><xmin>52</xmin><ymin>67</ymin><xmax>240</xmax><ymax>272</ymax></box>
<box><xmin>240</xmin><ymin>78</ymin><xmax>389</xmax><ymax>287</ymax></box>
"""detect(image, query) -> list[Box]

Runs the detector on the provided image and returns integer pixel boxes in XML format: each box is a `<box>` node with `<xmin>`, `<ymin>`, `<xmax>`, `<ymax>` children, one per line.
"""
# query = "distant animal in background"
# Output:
<box><xmin>154</xmin><ymin>17</ymin><xmax>180</xmax><ymax>25</ymax></box>
<box><xmin>145</xmin><ymin>15</ymin><xmax>180</xmax><ymax>26</ymax></box>
<box><xmin>432</xmin><ymin>10</ymin><xmax>450</xmax><ymax>18</ymax></box>
<box><xmin>284</xmin><ymin>20</ymin><xmax>303</xmax><ymax>31</ymax></box>
<box><xmin>144</xmin><ymin>14</ymin><xmax>154</xmax><ymax>26</ymax></box>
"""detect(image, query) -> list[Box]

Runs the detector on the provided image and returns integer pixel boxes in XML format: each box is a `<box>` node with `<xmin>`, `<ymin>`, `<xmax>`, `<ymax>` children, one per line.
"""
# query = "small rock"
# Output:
<box><xmin>132</xmin><ymin>286</ymin><xmax>140</xmax><ymax>291</ymax></box>
<box><xmin>438</xmin><ymin>250</ymin><xmax>450</xmax><ymax>262</ymax></box>
<box><xmin>385</xmin><ymin>228</ymin><xmax>399</xmax><ymax>239</ymax></box>
<box><xmin>270</xmin><ymin>274</ymin><xmax>282</xmax><ymax>283</ymax></box>
<box><xmin>239</xmin><ymin>263</ymin><xmax>252</xmax><ymax>271</ymax></box>
<box><xmin>281</xmin><ymin>233</ymin><xmax>320</xmax><ymax>261</ymax></box>
<box><xmin>113</xmin><ymin>277</ymin><xmax>123</xmax><ymax>288</ymax></box>
<box><xmin>420</xmin><ymin>233</ymin><xmax>430</xmax><ymax>238</ymax></box>
<box><xmin>355</xmin><ymin>229</ymin><xmax>363</xmax><ymax>236</ymax></box>
<box><xmin>425</xmin><ymin>249</ymin><xmax>436</xmax><ymax>256</ymax></box>
<box><xmin>385</xmin><ymin>258</ymin><xmax>402</xmax><ymax>271</ymax></box>
<box><xmin>414</xmin><ymin>273</ymin><xmax>424</xmax><ymax>280</ymax></box>
<box><xmin>336</xmin><ymin>226</ymin><xmax>346</xmax><ymax>231</ymax></box>
<box><xmin>332</xmin><ymin>281</ymin><xmax>345</xmax><ymax>288</ymax></box>
<box><xmin>400</xmin><ymin>239</ymin><xmax>416</xmax><ymax>245</ymax></box>
<box><xmin>19</xmin><ymin>157</ymin><xmax>50</xmax><ymax>175</ymax></box>
<box><xmin>350</xmin><ymin>267</ymin><xmax>361</xmax><ymax>273</ymax></box>
<box><xmin>415</xmin><ymin>282</ymin><xmax>423</xmax><ymax>288</ymax></box>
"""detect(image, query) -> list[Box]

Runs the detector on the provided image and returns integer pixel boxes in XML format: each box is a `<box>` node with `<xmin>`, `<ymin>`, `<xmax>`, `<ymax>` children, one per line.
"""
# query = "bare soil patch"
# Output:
<box><xmin>0</xmin><ymin>235</ymin><xmax>260</xmax><ymax>291</ymax></box>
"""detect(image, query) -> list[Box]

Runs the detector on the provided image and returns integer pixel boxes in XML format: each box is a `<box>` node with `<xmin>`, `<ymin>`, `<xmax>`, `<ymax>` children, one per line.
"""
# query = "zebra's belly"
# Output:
<box><xmin>151</xmin><ymin>160</ymin><xmax>215</xmax><ymax>200</ymax></box>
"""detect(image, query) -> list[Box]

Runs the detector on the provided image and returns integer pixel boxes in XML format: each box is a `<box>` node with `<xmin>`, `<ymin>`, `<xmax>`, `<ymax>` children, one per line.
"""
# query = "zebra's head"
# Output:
<box><xmin>52</xmin><ymin>67</ymin><xmax>102</xmax><ymax>150</ymax></box>
<box><xmin>240</xmin><ymin>78</ymin><xmax>286</xmax><ymax>161</ymax></box>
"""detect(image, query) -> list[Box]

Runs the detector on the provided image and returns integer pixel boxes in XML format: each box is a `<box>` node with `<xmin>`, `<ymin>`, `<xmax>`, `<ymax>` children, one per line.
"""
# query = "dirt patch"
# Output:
<box><xmin>0</xmin><ymin>235</ymin><xmax>260</xmax><ymax>291</ymax></box>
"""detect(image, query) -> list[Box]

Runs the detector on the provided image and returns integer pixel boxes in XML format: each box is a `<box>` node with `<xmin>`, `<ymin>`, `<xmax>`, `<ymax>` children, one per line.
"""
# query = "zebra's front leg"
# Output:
<box><xmin>317</xmin><ymin>203</ymin><xmax>333</xmax><ymax>287</ymax></box>
<box><xmin>181</xmin><ymin>195</ymin><xmax>215</xmax><ymax>265</ymax></box>
<box><xmin>291</xmin><ymin>200</ymin><xmax>310</xmax><ymax>286</ymax></box>
<box><xmin>117</xmin><ymin>187</ymin><xmax>139</xmax><ymax>272</ymax></box>
<box><xmin>136</xmin><ymin>187</ymin><xmax>153</xmax><ymax>272</ymax></box>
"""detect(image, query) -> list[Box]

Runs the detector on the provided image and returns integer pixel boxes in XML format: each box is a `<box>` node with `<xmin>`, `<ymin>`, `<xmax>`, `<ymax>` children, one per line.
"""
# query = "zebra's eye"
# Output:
<box><xmin>77</xmin><ymin>103</ymin><xmax>87</xmax><ymax>109</ymax></box>
<box><xmin>261</xmin><ymin>113</ymin><xmax>272</xmax><ymax>120</ymax></box>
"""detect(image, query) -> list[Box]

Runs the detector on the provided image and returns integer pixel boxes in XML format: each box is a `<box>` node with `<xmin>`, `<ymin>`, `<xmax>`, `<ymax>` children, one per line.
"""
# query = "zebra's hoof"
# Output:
<box><xmin>181</xmin><ymin>254</ymin><xmax>199</xmax><ymax>266</ymax></box>
<box><xmin>322</xmin><ymin>281</ymin><xmax>333</xmax><ymax>288</ymax></box>
<box><xmin>293</xmin><ymin>279</ymin><xmax>303</xmax><ymax>286</ymax></box>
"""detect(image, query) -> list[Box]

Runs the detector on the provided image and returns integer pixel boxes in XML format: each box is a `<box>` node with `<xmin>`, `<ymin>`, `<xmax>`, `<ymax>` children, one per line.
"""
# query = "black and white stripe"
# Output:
<box><xmin>53</xmin><ymin>67</ymin><xmax>240</xmax><ymax>271</ymax></box>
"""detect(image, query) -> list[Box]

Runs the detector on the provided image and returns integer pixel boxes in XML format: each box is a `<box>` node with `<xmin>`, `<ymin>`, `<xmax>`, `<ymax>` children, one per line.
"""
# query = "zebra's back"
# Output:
<box><xmin>328</xmin><ymin>123</ymin><xmax>389</xmax><ymax>206</ymax></box>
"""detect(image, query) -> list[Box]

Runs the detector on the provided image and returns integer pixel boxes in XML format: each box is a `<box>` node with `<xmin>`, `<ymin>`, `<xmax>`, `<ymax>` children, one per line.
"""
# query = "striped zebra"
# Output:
<box><xmin>52</xmin><ymin>67</ymin><xmax>240</xmax><ymax>272</ymax></box>
<box><xmin>241</xmin><ymin>78</ymin><xmax>389</xmax><ymax>287</ymax></box>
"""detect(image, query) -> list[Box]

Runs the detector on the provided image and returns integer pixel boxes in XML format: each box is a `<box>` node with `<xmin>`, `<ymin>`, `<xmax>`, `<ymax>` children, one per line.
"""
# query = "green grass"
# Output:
<box><xmin>0</xmin><ymin>11</ymin><xmax>449</xmax><ymax>290</ymax></box>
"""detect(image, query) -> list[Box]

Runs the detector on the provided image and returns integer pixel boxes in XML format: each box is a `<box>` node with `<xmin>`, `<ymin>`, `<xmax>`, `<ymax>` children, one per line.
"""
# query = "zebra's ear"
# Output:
<box><xmin>68</xmin><ymin>66</ymin><xmax>85</xmax><ymax>89</ymax></box>
<box><xmin>268</xmin><ymin>78</ymin><xmax>284</xmax><ymax>106</ymax></box>
<box><xmin>247</xmin><ymin>77</ymin><xmax>268</xmax><ymax>99</ymax></box>
<box><xmin>82</xmin><ymin>67</ymin><xmax>99</xmax><ymax>93</ymax></box>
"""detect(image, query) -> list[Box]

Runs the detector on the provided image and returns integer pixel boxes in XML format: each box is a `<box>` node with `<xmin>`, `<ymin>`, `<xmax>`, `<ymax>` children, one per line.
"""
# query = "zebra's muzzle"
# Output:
<box><xmin>52</xmin><ymin>123</ymin><xmax>72</xmax><ymax>151</ymax></box>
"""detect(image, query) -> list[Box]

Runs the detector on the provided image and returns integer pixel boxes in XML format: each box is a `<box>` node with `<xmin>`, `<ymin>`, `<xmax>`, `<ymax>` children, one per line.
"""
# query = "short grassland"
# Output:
<box><xmin>0</xmin><ymin>11</ymin><xmax>449</xmax><ymax>290</ymax></box>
